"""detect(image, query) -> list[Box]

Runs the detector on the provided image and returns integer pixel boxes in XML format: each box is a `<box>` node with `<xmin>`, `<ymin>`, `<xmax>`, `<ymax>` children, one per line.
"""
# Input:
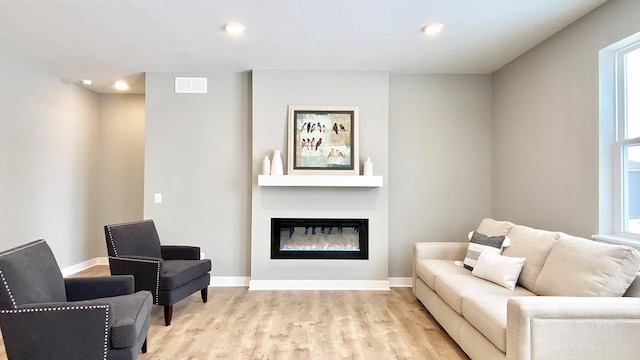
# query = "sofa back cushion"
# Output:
<box><xmin>501</xmin><ymin>225</ymin><xmax>560</xmax><ymax>292</ymax></box>
<box><xmin>534</xmin><ymin>234</ymin><xmax>640</xmax><ymax>297</ymax></box>
<box><xmin>476</xmin><ymin>218</ymin><xmax>514</xmax><ymax>237</ymax></box>
<box><xmin>624</xmin><ymin>273</ymin><xmax>640</xmax><ymax>297</ymax></box>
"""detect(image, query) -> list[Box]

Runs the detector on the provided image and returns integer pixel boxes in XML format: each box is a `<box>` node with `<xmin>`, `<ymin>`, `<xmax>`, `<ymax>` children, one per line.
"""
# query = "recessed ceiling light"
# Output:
<box><xmin>224</xmin><ymin>22</ymin><xmax>245</xmax><ymax>35</ymax></box>
<box><xmin>114</xmin><ymin>80</ymin><xmax>129</xmax><ymax>91</ymax></box>
<box><xmin>422</xmin><ymin>23</ymin><xmax>445</xmax><ymax>36</ymax></box>
<box><xmin>81</xmin><ymin>79</ymin><xmax>92</xmax><ymax>86</ymax></box>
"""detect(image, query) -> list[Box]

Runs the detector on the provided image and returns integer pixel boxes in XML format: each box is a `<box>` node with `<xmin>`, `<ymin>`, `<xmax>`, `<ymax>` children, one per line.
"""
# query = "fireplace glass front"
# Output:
<box><xmin>271</xmin><ymin>218</ymin><xmax>368</xmax><ymax>259</ymax></box>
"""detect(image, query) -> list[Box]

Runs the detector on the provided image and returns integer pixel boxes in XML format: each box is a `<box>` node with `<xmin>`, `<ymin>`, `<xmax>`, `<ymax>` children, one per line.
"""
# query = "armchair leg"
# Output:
<box><xmin>201</xmin><ymin>287</ymin><xmax>208</xmax><ymax>303</ymax></box>
<box><xmin>164</xmin><ymin>305</ymin><xmax>173</xmax><ymax>326</ymax></box>
<box><xmin>142</xmin><ymin>338</ymin><xmax>147</xmax><ymax>353</ymax></box>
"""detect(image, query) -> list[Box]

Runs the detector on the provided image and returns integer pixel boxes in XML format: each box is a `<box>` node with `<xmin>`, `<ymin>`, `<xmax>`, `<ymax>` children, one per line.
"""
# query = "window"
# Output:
<box><xmin>615</xmin><ymin>44</ymin><xmax>640</xmax><ymax>236</ymax></box>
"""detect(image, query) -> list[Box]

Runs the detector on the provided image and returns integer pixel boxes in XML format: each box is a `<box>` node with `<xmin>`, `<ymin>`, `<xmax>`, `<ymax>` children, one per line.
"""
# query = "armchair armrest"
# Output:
<box><xmin>65</xmin><ymin>275</ymin><xmax>134</xmax><ymax>301</ymax></box>
<box><xmin>161</xmin><ymin>245</ymin><xmax>201</xmax><ymax>260</ymax></box>
<box><xmin>0</xmin><ymin>301</ymin><xmax>113</xmax><ymax>360</ymax></box>
<box><xmin>108</xmin><ymin>256</ymin><xmax>163</xmax><ymax>303</ymax></box>
<box><xmin>506</xmin><ymin>296</ymin><xmax>640</xmax><ymax>360</ymax></box>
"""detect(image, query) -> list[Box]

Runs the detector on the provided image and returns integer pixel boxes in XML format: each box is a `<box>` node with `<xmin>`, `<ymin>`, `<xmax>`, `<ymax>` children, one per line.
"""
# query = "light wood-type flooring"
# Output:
<box><xmin>0</xmin><ymin>266</ymin><xmax>469</xmax><ymax>359</ymax></box>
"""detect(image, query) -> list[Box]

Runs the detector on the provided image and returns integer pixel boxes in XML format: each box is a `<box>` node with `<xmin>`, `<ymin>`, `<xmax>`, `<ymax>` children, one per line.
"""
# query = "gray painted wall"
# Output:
<box><xmin>0</xmin><ymin>52</ymin><xmax>100</xmax><ymax>267</ymax></box>
<box><xmin>144</xmin><ymin>72</ymin><xmax>252</xmax><ymax>276</ymax></box>
<box><xmin>0</xmin><ymin>53</ymin><xmax>146</xmax><ymax>266</ymax></box>
<box><xmin>250</xmin><ymin>70</ymin><xmax>389</xmax><ymax>281</ymax></box>
<box><xmin>6</xmin><ymin>0</ymin><xmax>633</xmax><ymax>278</ymax></box>
<box><xmin>91</xmin><ymin>95</ymin><xmax>145</xmax><ymax>256</ymax></box>
<box><xmin>492</xmin><ymin>0</ymin><xmax>640</xmax><ymax>238</ymax></box>
<box><xmin>388</xmin><ymin>75</ymin><xmax>494</xmax><ymax>276</ymax></box>
<box><xmin>143</xmin><ymin>70</ymin><xmax>492</xmax><ymax>279</ymax></box>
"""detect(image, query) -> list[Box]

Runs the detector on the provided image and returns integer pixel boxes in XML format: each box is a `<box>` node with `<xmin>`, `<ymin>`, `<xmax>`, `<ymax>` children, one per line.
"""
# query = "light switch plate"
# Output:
<box><xmin>154</xmin><ymin>193</ymin><xmax>162</xmax><ymax>203</ymax></box>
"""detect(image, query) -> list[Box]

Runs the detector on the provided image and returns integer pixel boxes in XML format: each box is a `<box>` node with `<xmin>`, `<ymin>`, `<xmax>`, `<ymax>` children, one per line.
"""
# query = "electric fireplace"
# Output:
<box><xmin>271</xmin><ymin>218</ymin><xmax>368</xmax><ymax>260</ymax></box>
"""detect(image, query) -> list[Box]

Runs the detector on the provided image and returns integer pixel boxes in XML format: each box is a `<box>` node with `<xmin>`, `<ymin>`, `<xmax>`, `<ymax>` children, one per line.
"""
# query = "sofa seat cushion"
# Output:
<box><xmin>462</xmin><ymin>294</ymin><xmax>535</xmax><ymax>352</ymax></box>
<box><xmin>434</xmin><ymin>273</ymin><xmax>535</xmax><ymax>315</ymax></box>
<box><xmin>160</xmin><ymin>259</ymin><xmax>212</xmax><ymax>291</ymax></box>
<box><xmin>105</xmin><ymin>291</ymin><xmax>153</xmax><ymax>349</ymax></box>
<box><xmin>415</xmin><ymin>260</ymin><xmax>469</xmax><ymax>290</ymax></box>
<box><xmin>535</xmin><ymin>234</ymin><xmax>640</xmax><ymax>297</ymax></box>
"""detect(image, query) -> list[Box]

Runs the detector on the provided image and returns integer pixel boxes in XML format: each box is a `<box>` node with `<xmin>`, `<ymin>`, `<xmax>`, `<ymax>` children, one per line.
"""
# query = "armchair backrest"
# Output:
<box><xmin>105</xmin><ymin>220</ymin><xmax>163</xmax><ymax>259</ymax></box>
<box><xmin>0</xmin><ymin>240</ymin><xmax>66</xmax><ymax>309</ymax></box>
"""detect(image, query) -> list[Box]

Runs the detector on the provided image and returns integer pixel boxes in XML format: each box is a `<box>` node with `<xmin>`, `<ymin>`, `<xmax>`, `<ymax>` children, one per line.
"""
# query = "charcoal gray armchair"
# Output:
<box><xmin>0</xmin><ymin>239</ymin><xmax>152</xmax><ymax>360</ymax></box>
<box><xmin>104</xmin><ymin>219</ymin><xmax>211</xmax><ymax>326</ymax></box>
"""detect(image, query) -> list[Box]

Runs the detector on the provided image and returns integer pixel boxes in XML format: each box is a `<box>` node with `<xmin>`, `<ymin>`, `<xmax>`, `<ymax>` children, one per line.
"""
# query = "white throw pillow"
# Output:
<box><xmin>472</xmin><ymin>252</ymin><xmax>526</xmax><ymax>290</ymax></box>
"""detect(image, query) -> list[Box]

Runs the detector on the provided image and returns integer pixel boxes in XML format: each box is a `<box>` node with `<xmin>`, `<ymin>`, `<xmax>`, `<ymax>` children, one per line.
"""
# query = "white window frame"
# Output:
<box><xmin>597</xmin><ymin>33</ymin><xmax>640</xmax><ymax>247</ymax></box>
<box><xmin>613</xmin><ymin>42</ymin><xmax>640</xmax><ymax>239</ymax></box>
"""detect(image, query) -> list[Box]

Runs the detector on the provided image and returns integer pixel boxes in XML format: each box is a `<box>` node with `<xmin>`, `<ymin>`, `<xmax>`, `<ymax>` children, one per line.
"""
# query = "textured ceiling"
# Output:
<box><xmin>0</xmin><ymin>0</ymin><xmax>608</xmax><ymax>94</ymax></box>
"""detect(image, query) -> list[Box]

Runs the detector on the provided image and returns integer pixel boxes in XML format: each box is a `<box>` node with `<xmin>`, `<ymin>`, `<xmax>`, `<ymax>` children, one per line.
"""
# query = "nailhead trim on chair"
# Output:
<box><xmin>105</xmin><ymin>220</ymin><xmax>154</xmax><ymax>258</ymax></box>
<box><xmin>0</xmin><ymin>240</ymin><xmax>45</xmax><ymax>257</ymax></box>
<box><xmin>0</xmin><ymin>239</ymin><xmax>46</xmax><ymax>309</ymax></box>
<box><xmin>0</xmin><ymin>305</ymin><xmax>110</xmax><ymax>360</ymax></box>
<box><xmin>109</xmin><ymin>256</ymin><xmax>161</xmax><ymax>303</ymax></box>
<box><xmin>106</xmin><ymin>226</ymin><xmax>119</xmax><ymax>257</ymax></box>
<box><xmin>0</xmin><ymin>270</ymin><xmax>16</xmax><ymax>309</ymax></box>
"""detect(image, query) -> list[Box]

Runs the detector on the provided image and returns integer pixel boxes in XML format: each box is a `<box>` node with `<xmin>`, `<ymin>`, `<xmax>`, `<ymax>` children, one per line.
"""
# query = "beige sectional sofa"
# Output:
<box><xmin>412</xmin><ymin>218</ymin><xmax>640</xmax><ymax>360</ymax></box>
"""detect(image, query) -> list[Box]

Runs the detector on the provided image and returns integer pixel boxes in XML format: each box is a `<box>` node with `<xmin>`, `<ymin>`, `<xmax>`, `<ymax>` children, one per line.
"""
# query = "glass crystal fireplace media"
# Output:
<box><xmin>271</xmin><ymin>218</ymin><xmax>368</xmax><ymax>259</ymax></box>
<box><xmin>280</xmin><ymin>225</ymin><xmax>359</xmax><ymax>251</ymax></box>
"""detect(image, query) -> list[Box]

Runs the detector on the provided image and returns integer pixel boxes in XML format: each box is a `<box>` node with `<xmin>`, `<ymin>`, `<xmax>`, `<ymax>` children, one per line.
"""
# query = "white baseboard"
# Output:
<box><xmin>248</xmin><ymin>279</ymin><xmax>391</xmax><ymax>291</ymax></box>
<box><xmin>61</xmin><ymin>256</ymin><xmax>108</xmax><ymax>277</ymax></box>
<box><xmin>63</xmin><ymin>258</ymin><xmax>412</xmax><ymax>290</ymax></box>
<box><xmin>389</xmin><ymin>277</ymin><xmax>412</xmax><ymax>287</ymax></box>
<box><xmin>210</xmin><ymin>276</ymin><xmax>250</xmax><ymax>287</ymax></box>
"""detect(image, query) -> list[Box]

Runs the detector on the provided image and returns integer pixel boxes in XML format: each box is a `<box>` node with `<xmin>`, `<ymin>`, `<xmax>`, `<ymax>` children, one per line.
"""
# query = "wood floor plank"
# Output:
<box><xmin>0</xmin><ymin>266</ymin><xmax>469</xmax><ymax>360</ymax></box>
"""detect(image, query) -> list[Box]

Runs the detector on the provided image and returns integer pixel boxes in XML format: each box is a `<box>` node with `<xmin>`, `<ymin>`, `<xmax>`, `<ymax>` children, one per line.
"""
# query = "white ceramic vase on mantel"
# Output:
<box><xmin>270</xmin><ymin>150</ymin><xmax>284</xmax><ymax>175</ymax></box>
<box><xmin>363</xmin><ymin>157</ymin><xmax>373</xmax><ymax>176</ymax></box>
<box><xmin>262</xmin><ymin>156</ymin><xmax>271</xmax><ymax>175</ymax></box>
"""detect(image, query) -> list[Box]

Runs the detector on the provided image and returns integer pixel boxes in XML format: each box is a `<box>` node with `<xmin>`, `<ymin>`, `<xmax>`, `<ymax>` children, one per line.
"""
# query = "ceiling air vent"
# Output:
<box><xmin>175</xmin><ymin>77</ymin><xmax>207</xmax><ymax>94</ymax></box>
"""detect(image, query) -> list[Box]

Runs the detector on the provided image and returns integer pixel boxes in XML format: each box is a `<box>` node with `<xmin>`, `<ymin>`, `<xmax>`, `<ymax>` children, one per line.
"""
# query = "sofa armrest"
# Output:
<box><xmin>413</xmin><ymin>242</ymin><xmax>468</xmax><ymax>261</ymax></box>
<box><xmin>506</xmin><ymin>296</ymin><xmax>640</xmax><ymax>360</ymax></box>
<box><xmin>65</xmin><ymin>275</ymin><xmax>134</xmax><ymax>301</ymax></box>
<box><xmin>412</xmin><ymin>242</ymin><xmax>468</xmax><ymax>291</ymax></box>
<box><xmin>161</xmin><ymin>245</ymin><xmax>200</xmax><ymax>260</ymax></box>
<box><xmin>0</xmin><ymin>301</ymin><xmax>112</xmax><ymax>360</ymax></box>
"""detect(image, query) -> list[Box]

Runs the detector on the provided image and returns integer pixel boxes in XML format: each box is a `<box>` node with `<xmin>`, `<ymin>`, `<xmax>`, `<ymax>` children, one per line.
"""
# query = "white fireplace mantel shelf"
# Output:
<box><xmin>258</xmin><ymin>175</ymin><xmax>383</xmax><ymax>188</ymax></box>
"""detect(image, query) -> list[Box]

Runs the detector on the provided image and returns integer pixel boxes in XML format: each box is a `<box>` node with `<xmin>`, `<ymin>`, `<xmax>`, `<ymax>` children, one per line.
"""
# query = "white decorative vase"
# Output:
<box><xmin>270</xmin><ymin>150</ymin><xmax>284</xmax><ymax>175</ymax></box>
<box><xmin>363</xmin><ymin>157</ymin><xmax>373</xmax><ymax>176</ymax></box>
<box><xmin>262</xmin><ymin>156</ymin><xmax>271</xmax><ymax>175</ymax></box>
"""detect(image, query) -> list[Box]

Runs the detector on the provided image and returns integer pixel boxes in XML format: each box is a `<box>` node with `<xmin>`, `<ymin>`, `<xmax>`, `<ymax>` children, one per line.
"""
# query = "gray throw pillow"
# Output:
<box><xmin>463</xmin><ymin>231</ymin><xmax>509</xmax><ymax>271</ymax></box>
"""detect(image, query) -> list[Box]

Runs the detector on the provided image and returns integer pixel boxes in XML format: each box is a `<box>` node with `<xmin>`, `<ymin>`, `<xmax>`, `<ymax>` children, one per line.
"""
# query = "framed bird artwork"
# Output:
<box><xmin>287</xmin><ymin>105</ymin><xmax>359</xmax><ymax>175</ymax></box>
